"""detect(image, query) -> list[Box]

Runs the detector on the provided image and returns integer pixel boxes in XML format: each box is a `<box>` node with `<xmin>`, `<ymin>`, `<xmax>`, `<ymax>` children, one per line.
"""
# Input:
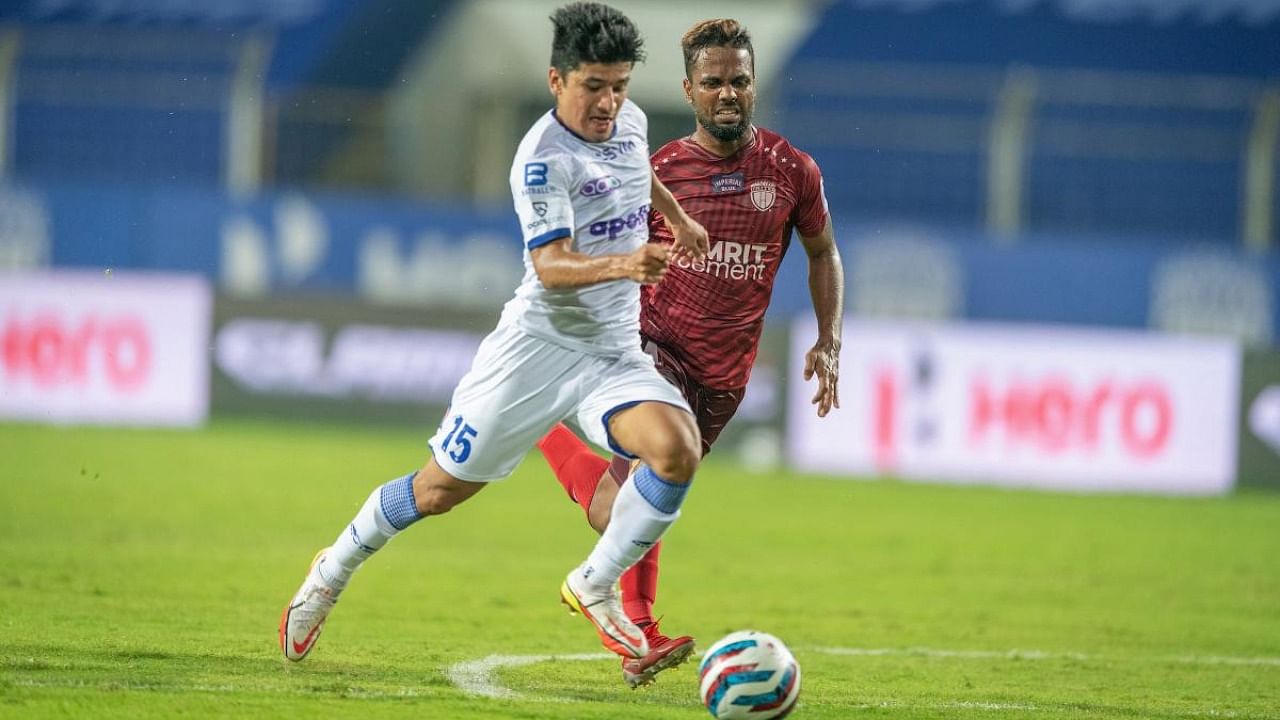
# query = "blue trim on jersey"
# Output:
<box><xmin>550</xmin><ymin>108</ymin><xmax>619</xmax><ymax>142</ymax></box>
<box><xmin>600</xmin><ymin>400</ymin><xmax>692</xmax><ymax>459</ymax></box>
<box><xmin>601</xmin><ymin>401</ymin><xmax>643</xmax><ymax>458</ymax></box>
<box><xmin>527</xmin><ymin>227</ymin><xmax>571</xmax><ymax>250</ymax></box>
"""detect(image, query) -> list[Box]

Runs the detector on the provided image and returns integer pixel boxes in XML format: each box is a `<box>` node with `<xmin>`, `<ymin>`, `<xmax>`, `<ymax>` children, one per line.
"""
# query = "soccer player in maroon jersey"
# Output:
<box><xmin>536</xmin><ymin>18</ymin><xmax>844</xmax><ymax>687</ymax></box>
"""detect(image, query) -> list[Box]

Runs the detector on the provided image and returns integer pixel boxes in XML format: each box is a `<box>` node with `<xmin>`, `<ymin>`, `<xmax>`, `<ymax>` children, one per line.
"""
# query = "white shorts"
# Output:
<box><xmin>427</xmin><ymin>323</ymin><xmax>691</xmax><ymax>481</ymax></box>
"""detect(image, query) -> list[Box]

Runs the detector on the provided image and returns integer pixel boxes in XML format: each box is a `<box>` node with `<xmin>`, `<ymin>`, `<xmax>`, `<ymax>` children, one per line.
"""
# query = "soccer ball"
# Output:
<box><xmin>698</xmin><ymin>630</ymin><xmax>801</xmax><ymax>719</ymax></box>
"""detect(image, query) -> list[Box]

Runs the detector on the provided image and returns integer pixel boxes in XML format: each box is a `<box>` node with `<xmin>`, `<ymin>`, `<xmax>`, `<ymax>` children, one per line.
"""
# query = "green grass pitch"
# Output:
<box><xmin>1</xmin><ymin>420</ymin><xmax>1277</xmax><ymax>719</ymax></box>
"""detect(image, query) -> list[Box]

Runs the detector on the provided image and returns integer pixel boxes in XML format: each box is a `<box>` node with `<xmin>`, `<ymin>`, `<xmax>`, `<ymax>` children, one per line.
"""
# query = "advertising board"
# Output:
<box><xmin>787</xmin><ymin>320</ymin><xmax>1240</xmax><ymax>495</ymax></box>
<box><xmin>0</xmin><ymin>271</ymin><xmax>211</xmax><ymax>426</ymax></box>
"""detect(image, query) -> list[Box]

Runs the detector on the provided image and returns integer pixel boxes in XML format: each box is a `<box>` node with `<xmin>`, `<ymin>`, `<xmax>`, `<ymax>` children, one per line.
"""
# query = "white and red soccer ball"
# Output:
<box><xmin>698</xmin><ymin>630</ymin><xmax>801</xmax><ymax>719</ymax></box>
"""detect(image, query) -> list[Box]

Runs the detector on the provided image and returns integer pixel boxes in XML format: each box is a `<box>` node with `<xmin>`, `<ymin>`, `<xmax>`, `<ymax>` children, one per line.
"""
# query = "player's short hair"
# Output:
<box><xmin>549</xmin><ymin>2</ymin><xmax>646</xmax><ymax>76</ymax></box>
<box><xmin>681</xmin><ymin>18</ymin><xmax>754</xmax><ymax>78</ymax></box>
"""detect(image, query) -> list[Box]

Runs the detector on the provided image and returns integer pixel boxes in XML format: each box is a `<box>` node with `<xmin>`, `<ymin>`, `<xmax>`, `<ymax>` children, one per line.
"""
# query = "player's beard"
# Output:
<box><xmin>697</xmin><ymin>104</ymin><xmax>752</xmax><ymax>143</ymax></box>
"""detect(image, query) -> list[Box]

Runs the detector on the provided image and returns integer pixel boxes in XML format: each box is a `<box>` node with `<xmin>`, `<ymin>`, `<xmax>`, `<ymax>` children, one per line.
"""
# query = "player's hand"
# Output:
<box><xmin>665</xmin><ymin>214</ymin><xmax>709</xmax><ymax>261</ymax></box>
<box><xmin>804</xmin><ymin>339</ymin><xmax>841</xmax><ymax>417</ymax></box>
<box><xmin>626</xmin><ymin>244</ymin><xmax>670</xmax><ymax>284</ymax></box>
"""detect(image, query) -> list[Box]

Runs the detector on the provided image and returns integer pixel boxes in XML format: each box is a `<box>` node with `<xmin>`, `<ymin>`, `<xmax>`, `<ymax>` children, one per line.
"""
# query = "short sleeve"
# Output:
<box><xmin>792</xmin><ymin>150</ymin><xmax>829</xmax><ymax>238</ymax></box>
<box><xmin>512</xmin><ymin>155</ymin><xmax>575</xmax><ymax>250</ymax></box>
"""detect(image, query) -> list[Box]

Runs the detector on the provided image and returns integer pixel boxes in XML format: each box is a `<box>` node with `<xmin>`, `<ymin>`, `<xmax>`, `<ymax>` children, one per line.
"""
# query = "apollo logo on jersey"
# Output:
<box><xmin>589</xmin><ymin>204</ymin><xmax>650</xmax><ymax>240</ymax></box>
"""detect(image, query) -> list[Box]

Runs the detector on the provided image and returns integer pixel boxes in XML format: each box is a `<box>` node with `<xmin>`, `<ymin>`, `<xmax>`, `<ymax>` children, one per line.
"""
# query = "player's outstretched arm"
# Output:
<box><xmin>649</xmin><ymin>168</ymin><xmax>708</xmax><ymax>259</ymax></box>
<box><xmin>531</xmin><ymin>237</ymin><xmax>671</xmax><ymax>288</ymax></box>
<box><xmin>800</xmin><ymin>217</ymin><xmax>844</xmax><ymax>417</ymax></box>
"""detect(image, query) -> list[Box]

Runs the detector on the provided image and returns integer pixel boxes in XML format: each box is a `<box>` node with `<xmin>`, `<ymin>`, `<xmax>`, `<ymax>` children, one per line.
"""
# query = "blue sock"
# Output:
<box><xmin>378</xmin><ymin>472</ymin><xmax>423</xmax><ymax>530</ymax></box>
<box><xmin>631</xmin><ymin>465</ymin><xmax>690</xmax><ymax>514</ymax></box>
<box><xmin>577</xmin><ymin>465</ymin><xmax>690</xmax><ymax>590</ymax></box>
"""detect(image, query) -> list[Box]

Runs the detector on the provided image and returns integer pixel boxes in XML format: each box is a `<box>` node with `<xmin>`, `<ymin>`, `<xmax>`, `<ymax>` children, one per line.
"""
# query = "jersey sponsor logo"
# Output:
<box><xmin>589</xmin><ymin>203</ymin><xmax>651</xmax><ymax>240</ymax></box>
<box><xmin>674</xmin><ymin>239</ymin><xmax>768</xmax><ymax>281</ymax></box>
<box><xmin>580</xmin><ymin>175</ymin><xmax>622</xmax><ymax>197</ymax></box>
<box><xmin>532</xmin><ymin>201</ymin><xmax>548</xmax><ymax>217</ymax></box>
<box><xmin>593</xmin><ymin>139</ymin><xmax>638</xmax><ymax>161</ymax></box>
<box><xmin>711</xmin><ymin>172</ymin><xmax>745</xmax><ymax>194</ymax></box>
<box><xmin>750</xmin><ymin>180</ymin><xmax>776</xmax><ymax>211</ymax></box>
<box><xmin>524</xmin><ymin>162</ymin><xmax>549</xmax><ymax>187</ymax></box>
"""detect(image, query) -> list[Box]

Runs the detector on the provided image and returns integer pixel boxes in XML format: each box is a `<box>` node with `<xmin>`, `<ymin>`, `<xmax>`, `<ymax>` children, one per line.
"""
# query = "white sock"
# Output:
<box><xmin>317</xmin><ymin>473</ymin><xmax>421</xmax><ymax>592</ymax></box>
<box><xmin>575</xmin><ymin>473</ymin><xmax>680</xmax><ymax>593</ymax></box>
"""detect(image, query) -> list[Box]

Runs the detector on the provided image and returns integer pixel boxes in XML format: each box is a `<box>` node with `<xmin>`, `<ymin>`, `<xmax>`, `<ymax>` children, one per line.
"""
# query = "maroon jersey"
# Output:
<box><xmin>644</xmin><ymin>127</ymin><xmax>829</xmax><ymax>389</ymax></box>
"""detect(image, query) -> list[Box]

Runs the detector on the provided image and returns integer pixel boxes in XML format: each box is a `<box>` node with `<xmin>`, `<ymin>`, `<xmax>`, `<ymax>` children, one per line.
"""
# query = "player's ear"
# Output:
<box><xmin>548</xmin><ymin>67</ymin><xmax>563</xmax><ymax>97</ymax></box>
<box><xmin>682</xmin><ymin>76</ymin><xmax>693</xmax><ymax>104</ymax></box>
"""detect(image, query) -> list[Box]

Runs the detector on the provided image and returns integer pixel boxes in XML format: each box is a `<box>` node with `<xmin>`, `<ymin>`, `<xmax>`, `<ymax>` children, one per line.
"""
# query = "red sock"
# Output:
<box><xmin>622</xmin><ymin>542</ymin><xmax>661</xmax><ymax>628</ymax></box>
<box><xmin>536</xmin><ymin>423</ymin><xmax>610</xmax><ymax>516</ymax></box>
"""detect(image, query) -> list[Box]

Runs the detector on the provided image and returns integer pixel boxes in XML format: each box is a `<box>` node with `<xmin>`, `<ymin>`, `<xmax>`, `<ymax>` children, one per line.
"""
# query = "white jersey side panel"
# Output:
<box><xmin>504</xmin><ymin>99</ymin><xmax>651</xmax><ymax>354</ymax></box>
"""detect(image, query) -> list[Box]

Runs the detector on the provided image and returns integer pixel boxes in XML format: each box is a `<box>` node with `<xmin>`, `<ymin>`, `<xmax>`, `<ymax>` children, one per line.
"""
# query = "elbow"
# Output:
<box><xmin>811</xmin><ymin>244</ymin><xmax>841</xmax><ymax>264</ymax></box>
<box><xmin>535</xmin><ymin>269</ymin><xmax>569</xmax><ymax>290</ymax></box>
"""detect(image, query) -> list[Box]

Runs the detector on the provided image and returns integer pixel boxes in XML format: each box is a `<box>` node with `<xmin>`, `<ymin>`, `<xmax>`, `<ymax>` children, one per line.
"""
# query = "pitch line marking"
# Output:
<box><xmin>811</xmin><ymin>646</ymin><xmax>1280</xmax><ymax>666</ymax></box>
<box><xmin>443</xmin><ymin>645</ymin><xmax>1280</xmax><ymax>706</ymax></box>
<box><xmin>445</xmin><ymin>652</ymin><xmax>611</xmax><ymax>699</ymax></box>
<box><xmin>10</xmin><ymin>645</ymin><xmax>1276</xmax><ymax>715</ymax></box>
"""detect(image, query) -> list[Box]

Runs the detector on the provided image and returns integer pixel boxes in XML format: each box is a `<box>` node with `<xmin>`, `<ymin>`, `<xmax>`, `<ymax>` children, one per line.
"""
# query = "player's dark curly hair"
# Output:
<box><xmin>680</xmin><ymin>18</ymin><xmax>754</xmax><ymax>77</ymax></box>
<box><xmin>549</xmin><ymin>2</ymin><xmax>646</xmax><ymax>76</ymax></box>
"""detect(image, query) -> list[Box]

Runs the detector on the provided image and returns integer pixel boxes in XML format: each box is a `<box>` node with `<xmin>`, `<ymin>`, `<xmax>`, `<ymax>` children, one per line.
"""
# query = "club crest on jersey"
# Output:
<box><xmin>711</xmin><ymin>172</ymin><xmax>745</xmax><ymax>194</ymax></box>
<box><xmin>749</xmin><ymin>180</ymin><xmax>776</xmax><ymax>211</ymax></box>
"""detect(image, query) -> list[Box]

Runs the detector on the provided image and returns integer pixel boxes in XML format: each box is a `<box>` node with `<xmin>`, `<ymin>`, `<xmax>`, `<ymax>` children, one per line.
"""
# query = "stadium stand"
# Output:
<box><xmin>776</xmin><ymin>0</ymin><xmax>1280</xmax><ymax>243</ymax></box>
<box><xmin>0</xmin><ymin>0</ymin><xmax>454</xmax><ymax>190</ymax></box>
<box><xmin>0</xmin><ymin>0</ymin><xmax>1277</xmax><ymax>247</ymax></box>
<box><xmin>11</xmin><ymin>23</ymin><xmax>235</xmax><ymax>184</ymax></box>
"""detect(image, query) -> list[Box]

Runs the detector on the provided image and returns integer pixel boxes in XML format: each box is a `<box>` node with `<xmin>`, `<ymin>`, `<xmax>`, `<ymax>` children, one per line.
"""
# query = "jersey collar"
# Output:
<box><xmin>685</xmin><ymin>125</ymin><xmax>758</xmax><ymax>162</ymax></box>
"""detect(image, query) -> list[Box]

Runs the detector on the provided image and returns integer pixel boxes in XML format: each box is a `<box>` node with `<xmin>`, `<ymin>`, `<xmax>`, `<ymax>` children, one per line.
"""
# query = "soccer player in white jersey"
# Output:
<box><xmin>279</xmin><ymin>1</ymin><xmax>710</xmax><ymax>663</ymax></box>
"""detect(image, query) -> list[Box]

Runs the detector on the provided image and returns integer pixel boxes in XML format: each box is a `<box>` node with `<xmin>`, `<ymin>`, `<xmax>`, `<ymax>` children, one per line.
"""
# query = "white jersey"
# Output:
<box><xmin>503</xmin><ymin>99</ymin><xmax>652</xmax><ymax>355</ymax></box>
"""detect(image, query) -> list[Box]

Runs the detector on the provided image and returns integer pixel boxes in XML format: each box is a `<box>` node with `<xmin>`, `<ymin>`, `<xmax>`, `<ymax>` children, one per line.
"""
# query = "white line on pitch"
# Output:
<box><xmin>812</xmin><ymin>646</ymin><xmax>1280</xmax><ymax>667</ymax></box>
<box><xmin>444</xmin><ymin>652</ymin><xmax>611</xmax><ymax>699</ymax></box>
<box><xmin>443</xmin><ymin>645</ymin><xmax>1280</xmax><ymax>712</ymax></box>
<box><xmin>11</xmin><ymin>645</ymin><xmax>1276</xmax><ymax>717</ymax></box>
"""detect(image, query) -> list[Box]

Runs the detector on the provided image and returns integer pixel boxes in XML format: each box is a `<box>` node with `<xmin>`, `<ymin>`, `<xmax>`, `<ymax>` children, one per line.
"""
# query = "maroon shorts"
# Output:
<box><xmin>608</xmin><ymin>335</ymin><xmax>747</xmax><ymax>482</ymax></box>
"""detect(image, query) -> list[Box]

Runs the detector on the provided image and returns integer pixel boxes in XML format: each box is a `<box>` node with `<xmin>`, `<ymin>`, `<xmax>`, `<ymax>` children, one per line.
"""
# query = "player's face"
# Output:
<box><xmin>549</xmin><ymin>62</ymin><xmax>633</xmax><ymax>143</ymax></box>
<box><xmin>684</xmin><ymin>46</ymin><xmax>755</xmax><ymax>143</ymax></box>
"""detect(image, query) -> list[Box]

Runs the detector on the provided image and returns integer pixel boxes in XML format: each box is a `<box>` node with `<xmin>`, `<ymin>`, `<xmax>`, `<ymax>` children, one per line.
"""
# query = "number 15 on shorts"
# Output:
<box><xmin>440</xmin><ymin>415</ymin><xmax>478</xmax><ymax>464</ymax></box>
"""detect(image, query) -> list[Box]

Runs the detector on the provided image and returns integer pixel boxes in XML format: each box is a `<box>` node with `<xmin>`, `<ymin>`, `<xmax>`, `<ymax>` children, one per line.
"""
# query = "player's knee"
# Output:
<box><xmin>413</xmin><ymin>483</ymin><xmax>468</xmax><ymax>516</ymax></box>
<box><xmin>413</xmin><ymin>487</ymin><xmax>452</xmax><ymax>516</ymax></box>
<box><xmin>648</xmin><ymin>434</ymin><xmax>700</xmax><ymax>484</ymax></box>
